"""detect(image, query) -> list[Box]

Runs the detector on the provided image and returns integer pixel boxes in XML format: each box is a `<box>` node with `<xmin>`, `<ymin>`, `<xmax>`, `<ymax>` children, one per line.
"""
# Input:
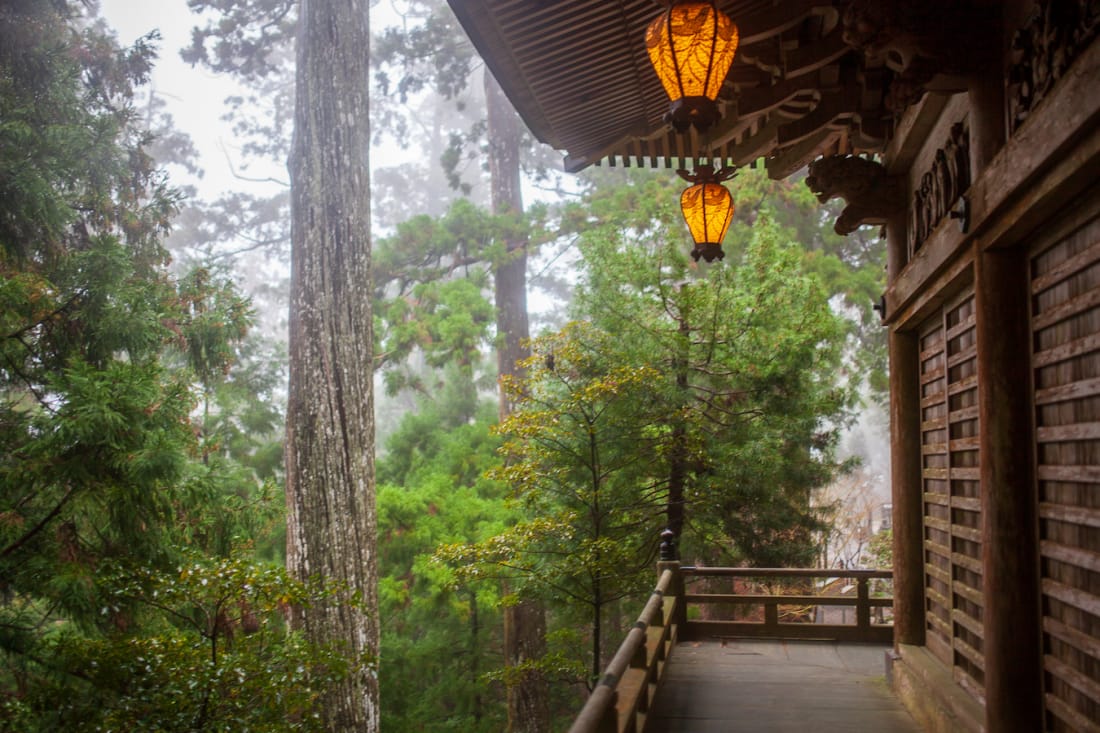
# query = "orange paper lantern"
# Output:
<box><xmin>646</xmin><ymin>1</ymin><xmax>739</xmax><ymax>132</ymax></box>
<box><xmin>678</xmin><ymin>164</ymin><xmax>735</xmax><ymax>262</ymax></box>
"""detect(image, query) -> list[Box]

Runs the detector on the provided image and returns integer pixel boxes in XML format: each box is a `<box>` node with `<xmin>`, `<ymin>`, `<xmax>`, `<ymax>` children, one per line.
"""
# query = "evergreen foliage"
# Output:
<box><xmin>571</xmin><ymin>166</ymin><xmax>888</xmax><ymax>397</ymax></box>
<box><xmin>377</xmin><ymin>390</ymin><xmax>510</xmax><ymax>731</ymax></box>
<box><xmin>0</xmin><ymin>4</ymin><xmax>344</xmax><ymax>728</ymax></box>
<box><xmin>436</xmin><ymin>175</ymin><xmax>857</xmax><ymax>688</ymax></box>
<box><xmin>566</xmin><ymin>174</ymin><xmax>857</xmax><ymax>566</ymax></box>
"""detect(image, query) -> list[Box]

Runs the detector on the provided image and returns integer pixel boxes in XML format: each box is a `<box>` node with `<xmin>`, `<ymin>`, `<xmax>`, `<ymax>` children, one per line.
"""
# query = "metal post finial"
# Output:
<box><xmin>659</xmin><ymin>528</ymin><xmax>678</xmax><ymax>561</ymax></box>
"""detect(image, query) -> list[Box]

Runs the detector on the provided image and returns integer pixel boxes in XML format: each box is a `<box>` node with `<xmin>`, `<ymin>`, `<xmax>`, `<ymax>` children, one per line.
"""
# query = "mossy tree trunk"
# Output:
<box><xmin>286</xmin><ymin>0</ymin><xmax>378</xmax><ymax>729</ymax></box>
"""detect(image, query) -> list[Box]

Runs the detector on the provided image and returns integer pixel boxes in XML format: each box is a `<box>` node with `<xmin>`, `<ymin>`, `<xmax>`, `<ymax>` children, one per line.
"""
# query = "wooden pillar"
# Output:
<box><xmin>886</xmin><ymin>211</ymin><xmax>908</xmax><ymax>280</ymax></box>
<box><xmin>974</xmin><ymin>247</ymin><xmax>1042</xmax><ymax>733</ymax></box>
<box><xmin>967</xmin><ymin>4</ymin><xmax>1006</xmax><ymax>175</ymax></box>
<box><xmin>856</xmin><ymin>576</ymin><xmax>871</xmax><ymax>632</ymax></box>
<box><xmin>889</xmin><ymin>327</ymin><xmax>925</xmax><ymax>647</ymax></box>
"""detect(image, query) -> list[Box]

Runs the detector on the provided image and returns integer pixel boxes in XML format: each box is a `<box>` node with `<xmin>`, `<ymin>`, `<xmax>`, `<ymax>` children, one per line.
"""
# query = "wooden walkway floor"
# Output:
<box><xmin>646</xmin><ymin>639</ymin><xmax>921</xmax><ymax>733</ymax></box>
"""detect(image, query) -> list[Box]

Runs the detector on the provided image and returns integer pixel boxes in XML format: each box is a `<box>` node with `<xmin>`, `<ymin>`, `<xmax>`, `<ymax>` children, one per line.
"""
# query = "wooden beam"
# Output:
<box><xmin>884</xmin><ymin>93</ymin><xmax>953</xmax><ymax>175</ymax></box>
<box><xmin>886</xmin><ymin>37</ymin><xmax>1100</xmax><ymax>323</ymax></box>
<box><xmin>735</xmin><ymin>79</ymin><xmax>822</xmax><ymax>120</ymax></box>
<box><xmin>766</xmin><ymin>128</ymin><xmax>835</xmax><ymax>179</ymax></box>
<box><xmin>679</xmin><ymin>620</ymin><xmax>893</xmax><ymax>644</ymax></box>
<box><xmin>974</xmin><ymin>246</ymin><xmax>1042</xmax><ymax>733</ymax></box>
<box><xmin>965</xmin><ymin>6</ymin><xmax>1006</xmax><ymax>177</ymax></box>
<box><xmin>776</xmin><ymin>84</ymin><xmax>859</xmax><ymax>146</ymax></box>
<box><xmin>969</xmin><ymin>34</ymin><xmax>1100</xmax><ymax>250</ymax></box>
<box><xmin>889</xmin><ymin>328</ymin><xmax>925</xmax><ymax>648</ymax></box>
<box><xmin>737</xmin><ymin>25</ymin><xmax>848</xmax><ymax>79</ymax></box>
<box><xmin>783</xmin><ymin>30</ymin><xmax>851</xmax><ymax>80</ymax></box>
<box><xmin>736</xmin><ymin>1</ymin><xmax>839</xmax><ymax>45</ymax></box>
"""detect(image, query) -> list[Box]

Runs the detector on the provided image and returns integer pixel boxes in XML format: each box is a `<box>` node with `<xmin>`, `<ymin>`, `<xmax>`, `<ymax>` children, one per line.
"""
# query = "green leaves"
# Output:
<box><xmin>0</xmin><ymin>7</ymin><xmax>176</xmax><ymax>265</ymax></box>
<box><xmin>375</xmin><ymin>418</ymin><xmax>511</xmax><ymax>731</ymax></box>
<box><xmin>0</xmin><ymin>6</ymin><xmax>306</xmax><ymax>730</ymax></box>
<box><xmin>373</xmin><ymin>199</ymin><xmax>521</xmax><ymax>397</ymax></box>
<box><xmin>174</xmin><ymin>267</ymin><xmax>255</xmax><ymax>386</ymax></box>
<box><xmin>540</xmin><ymin>181</ymin><xmax>858</xmax><ymax>570</ymax></box>
<box><xmin>18</xmin><ymin>552</ymin><xmax>362</xmax><ymax>732</ymax></box>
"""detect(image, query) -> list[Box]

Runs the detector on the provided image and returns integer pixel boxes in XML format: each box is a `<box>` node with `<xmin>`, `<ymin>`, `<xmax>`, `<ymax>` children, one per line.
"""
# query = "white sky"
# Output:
<box><xmin>97</xmin><ymin>1</ymin><xmax>560</xmax><ymax>206</ymax></box>
<box><xmin>100</xmin><ymin>0</ymin><xmax>286</xmax><ymax>201</ymax></box>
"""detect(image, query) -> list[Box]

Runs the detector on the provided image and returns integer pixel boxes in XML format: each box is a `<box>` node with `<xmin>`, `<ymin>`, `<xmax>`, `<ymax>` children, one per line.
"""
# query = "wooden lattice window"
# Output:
<box><xmin>918</xmin><ymin>286</ymin><xmax>985</xmax><ymax>706</ymax></box>
<box><xmin>1032</xmin><ymin>207</ymin><xmax>1100</xmax><ymax>733</ymax></box>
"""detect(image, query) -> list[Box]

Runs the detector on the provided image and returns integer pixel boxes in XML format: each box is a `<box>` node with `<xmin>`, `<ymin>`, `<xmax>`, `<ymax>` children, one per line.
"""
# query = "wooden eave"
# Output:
<box><xmin>447</xmin><ymin>0</ymin><xmax>894</xmax><ymax>176</ymax></box>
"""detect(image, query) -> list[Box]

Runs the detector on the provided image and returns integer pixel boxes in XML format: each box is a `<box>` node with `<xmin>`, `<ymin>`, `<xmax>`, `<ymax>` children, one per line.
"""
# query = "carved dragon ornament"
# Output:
<box><xmin>806</xmin><ymin>155</ymin><xmax>904</xmax><ymax>236</ymax></box>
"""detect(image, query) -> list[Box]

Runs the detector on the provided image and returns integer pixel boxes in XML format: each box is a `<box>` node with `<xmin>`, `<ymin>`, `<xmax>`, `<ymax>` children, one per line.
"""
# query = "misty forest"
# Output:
<box><xmin>0</xmin><ymin>1</ymin><xmax>892</xmax><ymax>730</ymax></box>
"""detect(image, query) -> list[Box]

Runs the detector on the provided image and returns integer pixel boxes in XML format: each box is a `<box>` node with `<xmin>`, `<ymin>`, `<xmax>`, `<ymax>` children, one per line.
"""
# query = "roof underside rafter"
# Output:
<box><xmin>448</xmin><ymin>0</ymin><xmax>896</xmax><ymax>177</ymax></box>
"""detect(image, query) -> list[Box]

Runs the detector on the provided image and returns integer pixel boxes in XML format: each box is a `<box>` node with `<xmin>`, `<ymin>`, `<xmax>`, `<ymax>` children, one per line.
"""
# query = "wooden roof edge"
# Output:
<box><xmin>449</xmin><ymin>0</ymin><xmax>883</xmax><ymax>176</ymax></box>
<box><xmin>446</xmin><ymin>0</ymin><xmax>559</xmax><ymax>149</ymax></box>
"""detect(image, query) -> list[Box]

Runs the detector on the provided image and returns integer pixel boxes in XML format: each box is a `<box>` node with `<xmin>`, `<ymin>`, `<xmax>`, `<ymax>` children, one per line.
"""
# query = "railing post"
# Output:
<box><xmin>657</xmin><ymin>529</ymin><xmax>685</xmax><ymax>627</ymax></box>
<box><xmin>856</xmin><ymin>576</ymin><xmax>871</xmax><ymax>631</ymax></box>
<box><xmin>598</xmin><ymin>689</ymin><xmax>618</xmax><ymax>733</ymax></box>
<box><xmin>631</xmin><ymin>632</ymin><xmax>647</xmax><ymax>669</ymax></box>
<box><xmin>764</xmin><ymin>600</ymin><xmax>779</xmax><ymax>629</ymax></box>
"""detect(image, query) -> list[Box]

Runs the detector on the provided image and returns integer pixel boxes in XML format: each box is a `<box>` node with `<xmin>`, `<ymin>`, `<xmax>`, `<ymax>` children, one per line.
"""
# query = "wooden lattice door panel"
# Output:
<box><xmin>918</xmin><ymin>286</ymin><xmax>986</xmax><ymax>706</ymax></box>
<box><xmin>1032</xmin><ymin>208</ymin><xmax>1100</xmax><ymax>733</ymax></box>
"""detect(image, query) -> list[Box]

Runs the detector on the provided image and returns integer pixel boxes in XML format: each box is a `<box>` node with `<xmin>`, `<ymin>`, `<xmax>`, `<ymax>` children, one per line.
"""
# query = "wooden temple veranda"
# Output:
<box><xmin>445</xmin><ymin>2</ymin><xmax>1100</xmax><ymax>731</ymax></box>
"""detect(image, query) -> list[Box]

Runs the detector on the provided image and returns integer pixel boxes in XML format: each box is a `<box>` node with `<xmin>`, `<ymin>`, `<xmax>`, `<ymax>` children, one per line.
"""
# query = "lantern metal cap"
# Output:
<box><xmin>676</xmin><ymin>163</ymin><xmax>737</xmax><ymax>185</ymax></box>
<box><xmin>692</xmin><ymin>242</ymin><xmax>725</xmax><ymax>262</ymax></box>
<box><xmin>666</xmin><ymin>98</ymin><xmax>722</xmax><ymax>133</ymax></box>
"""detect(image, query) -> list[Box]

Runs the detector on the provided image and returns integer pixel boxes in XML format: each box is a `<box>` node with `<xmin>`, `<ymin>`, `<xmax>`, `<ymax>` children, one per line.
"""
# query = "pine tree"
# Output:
<box><xmin>0</xmin><ymin>0</ymin><xmax>193</xmax><ymax>652</ymax></box>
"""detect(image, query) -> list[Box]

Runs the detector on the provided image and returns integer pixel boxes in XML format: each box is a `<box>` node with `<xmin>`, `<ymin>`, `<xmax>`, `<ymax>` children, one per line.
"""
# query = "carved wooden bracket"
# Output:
<box><xmin>908</xmin><ymin>122</ymin><xmax>971</xmax><ymax>258</ymax></box>
<box><xmin>1009</xmin><ymin>0</ymin><xmax>1100</xmax><ymax>134</ymax></box>
<box><xmin>806</xmin><ymin>155</ymin><xmax>904</xmax><ymax>235</ymax></box>
<box><xmin>841</xmin><ymin>0</ymin><xmax>987</xmax><ymax>112</ymax></box>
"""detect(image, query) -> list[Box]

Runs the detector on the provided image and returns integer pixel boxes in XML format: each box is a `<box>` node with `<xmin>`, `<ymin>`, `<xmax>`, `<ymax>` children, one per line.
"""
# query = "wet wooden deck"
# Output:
<box><xmin>646</xmin><ymin>639</ymin><xmax>921</xmax><ymax>733</ymax></box>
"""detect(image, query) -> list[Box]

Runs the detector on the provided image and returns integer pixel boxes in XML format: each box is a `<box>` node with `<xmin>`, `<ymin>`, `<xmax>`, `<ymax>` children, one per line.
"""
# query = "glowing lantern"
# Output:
<box><xmin>646</xmin><ymin>1</ymin><xmax>739</xmax><ymax>132</ymax></box>
<box><xmin>678</xmin><ymin>164</ymin><xmax>735</xmax><ymax>262</ymax></box>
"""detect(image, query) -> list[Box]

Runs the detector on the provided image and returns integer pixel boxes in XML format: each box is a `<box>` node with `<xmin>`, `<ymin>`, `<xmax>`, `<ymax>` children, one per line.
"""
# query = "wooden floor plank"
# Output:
<box><xmin>646</xmin><ymin>639</ymin><xmax>921</xmax><ymax>733</ymax></box>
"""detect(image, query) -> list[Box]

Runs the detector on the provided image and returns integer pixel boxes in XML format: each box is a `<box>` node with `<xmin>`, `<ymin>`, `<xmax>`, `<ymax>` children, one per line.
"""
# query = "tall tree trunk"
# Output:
<box><xmin>666</xmin><ymin>289</ymin><xmax>691</xmax><ymax>538</ymax></box>
<box><xmin>485</xmin><ymin>70</ymin><xmax>549</xmax><ymax>733</ymax></box>
<box><xmin>285</xmin><ymin>0</ymin><xmax>378</xmax><ymax>730</ymax></box>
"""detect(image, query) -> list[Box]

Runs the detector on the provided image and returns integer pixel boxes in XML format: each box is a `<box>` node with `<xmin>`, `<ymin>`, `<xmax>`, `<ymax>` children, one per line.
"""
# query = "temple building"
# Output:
<box><xmin>448</xmin><ymin>2</ymin><xmax>1100</xmax><ymax>731</ymax></box>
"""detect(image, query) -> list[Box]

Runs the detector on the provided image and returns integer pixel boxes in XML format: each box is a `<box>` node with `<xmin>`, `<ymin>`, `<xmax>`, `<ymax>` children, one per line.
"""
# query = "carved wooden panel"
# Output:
<box><xmin>1031</xmin><ymin>206</ymin><xmax>1100</xmax><ymax>733</ymax></box>
<box><xmin>918</xmin><ymin>286</ymin><xmax>985</xmax><ymax>706</ymax></box>
<box><xmin>1009</xmin><ymin>0</ymin><xmax>1100</xmax><ymax>135</ymax></box>
<box><xmin>908</xmin><ymin>122</ymin><xmax>971</xmax><ymax>259</ymax></box>
<box><xmin>841</xmin><ymin>0</ymin><xmax>981</xmax><ymax>113</ymax></box>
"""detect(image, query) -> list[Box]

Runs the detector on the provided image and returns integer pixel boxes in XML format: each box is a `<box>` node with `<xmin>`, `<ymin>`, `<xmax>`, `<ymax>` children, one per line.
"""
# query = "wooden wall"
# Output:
<box><xmin>917</xmin><ymin>285</ymin><xmax>987</xmax><ymax>706</ymax></box>
<box><xmin>1030</xmin><ymin>193</ymin><xmax>1100</xmax><ymax>732</ymax></box>
<box><xmin>883</xmin><ymin>4</ymin><xmax>1100</xmax><ymax>730</ymax></box>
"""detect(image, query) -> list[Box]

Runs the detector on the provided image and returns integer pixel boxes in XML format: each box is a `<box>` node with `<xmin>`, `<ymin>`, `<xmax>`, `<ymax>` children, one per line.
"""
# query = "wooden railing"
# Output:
<box><xmin>679</xmin><ymin>566</ymin><xmax>894</xmax><ymax>644</ymax></box>
<box><xmin>568</xmin><ymin>550</ymin><xmax>893</xmax><ymax>733</ymax></box>
<box><xmin>567</xmin><ymin>562</ymin><xmax>682</xmax><ymax>733</ymax></box>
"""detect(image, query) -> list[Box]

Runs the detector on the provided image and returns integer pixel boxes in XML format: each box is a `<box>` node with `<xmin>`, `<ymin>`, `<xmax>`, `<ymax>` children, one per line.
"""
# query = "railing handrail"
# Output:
<box><xmin>678</xmin><ymin>565</ymin><xmax>894</xmax><ymax>645</ymax></box>
<box><xmin>682</xmin><ymin>566</ymin><xmax>893</xmax><ymax>579</ymax></box>
<box><xmin>568</xmin><ymin>566</ymin><xmax>678</xmax><ymax>733</ymax></box>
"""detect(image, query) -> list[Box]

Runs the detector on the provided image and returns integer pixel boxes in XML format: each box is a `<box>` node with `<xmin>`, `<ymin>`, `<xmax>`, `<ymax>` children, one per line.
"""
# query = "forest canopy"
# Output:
<box><xmin>0</xmin><ymin>3</ymin><xmax>357</xmax><ymax>729</ymax></box>
<box><xmin>0</xmin><ymin>1</ymin><xmax>887</xmax><ymax>731</ymax></box>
